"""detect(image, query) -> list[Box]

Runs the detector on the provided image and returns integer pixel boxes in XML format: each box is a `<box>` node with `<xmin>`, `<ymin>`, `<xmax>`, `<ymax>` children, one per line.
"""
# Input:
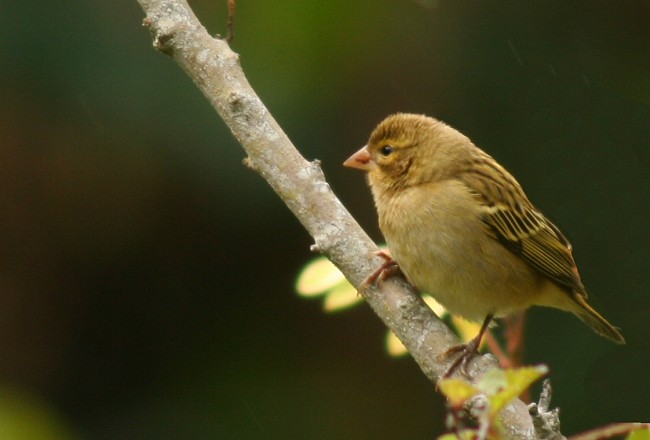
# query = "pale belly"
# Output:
<box><xmin>377</xmin><ymin>182</ymin><xmax>546</xmax><ymax>322</ymax></box>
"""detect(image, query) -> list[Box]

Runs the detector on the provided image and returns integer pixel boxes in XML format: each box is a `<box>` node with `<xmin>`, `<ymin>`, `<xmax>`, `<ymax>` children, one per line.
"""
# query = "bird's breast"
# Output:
<box><xmin>374</xmin><ymin>180</ymin><xmax>542</xmax><ymax>322</ymax></box>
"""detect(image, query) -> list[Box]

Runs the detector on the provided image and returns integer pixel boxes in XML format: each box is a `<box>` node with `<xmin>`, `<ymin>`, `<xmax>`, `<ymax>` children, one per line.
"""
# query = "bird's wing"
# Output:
<box><xmin>459</xmin><ymin>166</ymin><xmax>585</xmax><ymax>294</ymax></box>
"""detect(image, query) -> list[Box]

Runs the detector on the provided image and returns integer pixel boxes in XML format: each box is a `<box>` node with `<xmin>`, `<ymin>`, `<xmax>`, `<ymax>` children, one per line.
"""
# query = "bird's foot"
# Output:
<box><xmin>360</xmin><ymin>251</ymin><xmax>402</xmax><ymax>289</ymax></box>
<box><xmin>441</xmin><ymin>337</ymin><xmax>482</xmax><ymax>378</ymax></box>
<box><xmin>440</xmin><ymin>314</ymin><xmax>493</xmax><ymax>378</ymax></box>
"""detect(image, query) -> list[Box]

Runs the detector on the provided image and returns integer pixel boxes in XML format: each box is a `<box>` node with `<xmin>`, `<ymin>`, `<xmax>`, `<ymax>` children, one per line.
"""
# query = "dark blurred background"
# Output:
<box><xmin>1</xmin><ymin>0</ymin><xmax>649</xmax><ymax>438</ymax></box>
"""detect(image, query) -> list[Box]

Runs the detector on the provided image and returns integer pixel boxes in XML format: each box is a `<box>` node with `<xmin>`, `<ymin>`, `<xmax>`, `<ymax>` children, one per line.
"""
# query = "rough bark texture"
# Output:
<box><xmin>136</xmin><ymin>0</ymin><xmax>540</xmax><ymax>437</ymax></box>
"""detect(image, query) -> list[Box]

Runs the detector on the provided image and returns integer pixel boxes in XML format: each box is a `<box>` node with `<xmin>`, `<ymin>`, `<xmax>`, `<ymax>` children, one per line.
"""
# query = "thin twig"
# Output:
<box><xmin>226</xmin><ymin>0</ymin><xmax>235</xmax><ymax>43</ymax></box>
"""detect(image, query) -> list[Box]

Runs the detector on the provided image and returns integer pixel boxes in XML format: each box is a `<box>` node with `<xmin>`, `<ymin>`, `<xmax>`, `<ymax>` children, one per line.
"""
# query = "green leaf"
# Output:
<box><xmin>438</xmin><ymin>429</ymin><xmax>477</xmax><ymax>440</ymax></box>
<box><xmin>488</xmin><ymin>365</ymin><xmax>548</xmax><ymax>415</ymax></box>
<box><xmin>476</xmin><ymin>368</ymin><xmax>508</xmax><ymax>396</ymax></box>
<box><xmin>438</xmin><ymin>378</ymin><xmax>480</xmax><ymax>407</ymax></box>
<box><xmin>571</xmin><ymin>423</ymin><xmax>650</xmax><ymax>440</ymax></box>
<box><xmin>627</xmin><ymin>426</ymin><xmax>650</xmax><ymax>440</ymax></box>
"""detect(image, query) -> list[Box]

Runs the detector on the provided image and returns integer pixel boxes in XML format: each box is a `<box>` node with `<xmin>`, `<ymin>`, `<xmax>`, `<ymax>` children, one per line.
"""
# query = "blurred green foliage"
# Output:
<box><xmin>0</xmin><ymin>385</ymin><xmax>76</xmax><ymax>440</ymax></box>
<box><xmin>1</xmin><ymin>0</ymin><xmax>649</xmax><ymax>438</ymax></box>
<box><xmin>438</xmin><ymin>365</ymin><xmax>548</xmax><ymax>439</ymax></box>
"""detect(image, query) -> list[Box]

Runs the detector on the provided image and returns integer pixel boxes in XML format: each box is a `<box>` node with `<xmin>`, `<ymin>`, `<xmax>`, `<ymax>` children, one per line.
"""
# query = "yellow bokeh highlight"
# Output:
<box><xmin>296</xmin><ymin>255</ymin><xmax>361</xmax><ymax>312</ymax></box>
<box><xmin>386</xmin><ymin>332</ymin><xmax>407</xmax><ymax>357</ymax></box>
<box><xmin>296</xmin><ymin>252</ymin><xmax>487</xmax><ymax>354</ymax></box>
<box><xmin>422</xmin><ymin>294</ymin><xmax>446</xmax><ymax>317</ymax></box>
<box><xmin>451</xmin><ymin>317</ymin><xmax>483</xmax><ymax>345</ymax></box>
<box><xmin>295</xmin><ymin>256</ymin><xmax>345</xmax><ymax>297</ymax></box>
<box><xmin>323</xmin><ymin>282</ymin><xmax>362</xmax><ymax>312</ymax></box>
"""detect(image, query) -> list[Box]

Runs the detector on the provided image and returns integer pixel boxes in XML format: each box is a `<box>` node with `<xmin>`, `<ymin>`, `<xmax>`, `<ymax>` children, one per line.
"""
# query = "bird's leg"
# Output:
<box><xmin>360</xmin><ymin>250</ymin><xmax>402</xmax><ymax>288</ymax></box>
<box><xmin>442</xmin><ymin>314</ymin><xmax>494</xmax><ymax>378</ymax></box>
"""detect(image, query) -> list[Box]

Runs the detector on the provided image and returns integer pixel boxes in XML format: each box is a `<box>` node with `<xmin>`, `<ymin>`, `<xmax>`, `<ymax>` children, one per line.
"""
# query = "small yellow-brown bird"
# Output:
<box><xmin>344</xmin><ymin>113</ymin><xmax>624</xmax><ymax>374</ymax></box>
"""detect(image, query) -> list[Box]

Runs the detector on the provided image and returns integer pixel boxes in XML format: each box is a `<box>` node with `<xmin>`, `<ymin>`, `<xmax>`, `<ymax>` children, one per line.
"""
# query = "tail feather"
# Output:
<box><xmin>572</xmin><ymin>294</ymin><xmax>625</xmax><ymax>344</ymax></box>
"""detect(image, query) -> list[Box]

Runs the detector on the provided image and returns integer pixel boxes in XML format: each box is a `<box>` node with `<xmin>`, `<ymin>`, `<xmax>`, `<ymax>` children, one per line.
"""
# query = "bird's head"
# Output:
<box><xmin>344</xmin><ymin>113</ymin><xmax>473</xmax><ymax>193</ymax></box>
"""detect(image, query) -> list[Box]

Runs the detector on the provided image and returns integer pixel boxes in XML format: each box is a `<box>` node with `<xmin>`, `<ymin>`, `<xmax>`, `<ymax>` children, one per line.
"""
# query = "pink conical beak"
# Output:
<box><xmin>343</xmin><ymin>146</ymin><xmax>375</xmax><ymax>171</ymax></box>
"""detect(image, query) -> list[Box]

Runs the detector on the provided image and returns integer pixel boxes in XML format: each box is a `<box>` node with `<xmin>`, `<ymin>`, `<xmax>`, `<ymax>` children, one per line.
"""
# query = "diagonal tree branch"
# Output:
<box><xmin>135</xmin><ymin>0</ymin><xmax>537</xmax><ymax>437</ymax></box>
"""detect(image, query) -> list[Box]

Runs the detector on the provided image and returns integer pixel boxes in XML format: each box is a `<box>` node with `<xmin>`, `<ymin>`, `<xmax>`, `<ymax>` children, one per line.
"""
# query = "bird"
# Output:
<box><xmin>343</xmin><ymin>113</ymin><xmax>625</xmax><ymax>376</ymax></box>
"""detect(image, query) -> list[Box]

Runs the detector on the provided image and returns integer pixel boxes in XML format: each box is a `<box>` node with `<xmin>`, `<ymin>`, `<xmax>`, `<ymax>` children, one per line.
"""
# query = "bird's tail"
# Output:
<box><xmin>571</xmin><ymin>293</ymin><xmax>625</xmax><ymax>344</ymax></box>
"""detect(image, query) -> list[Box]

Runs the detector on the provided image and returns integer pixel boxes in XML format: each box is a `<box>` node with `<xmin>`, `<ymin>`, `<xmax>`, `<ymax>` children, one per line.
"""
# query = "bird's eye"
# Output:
<box><xmin>380</xmin><ymin>145</ymin><xmax>394</xmax><ymax>156</ymax></box>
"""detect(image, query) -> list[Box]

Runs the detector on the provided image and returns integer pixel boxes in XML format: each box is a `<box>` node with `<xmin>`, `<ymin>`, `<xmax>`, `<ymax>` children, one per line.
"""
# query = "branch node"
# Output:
<box><xmin>242</xmin><ymin>157</ymin><xmax>256</xmax><ymax>170</ymax></box>
<box><xmin>142</xmin><ymin>15</ymin><xmax>180</xmax><ymax>55</ymax></box>
<box><xmin>308</xmin><ymin>159</ymin><xmax>325</xmax><ymax>177</ymax></box>
<box><xmin>310</xmin><ymin>244</ymin><xmax>321</xmax><ymax>253</ymax></box>
<box><xmin>228</xmin><ymin>91</ymin><xmax>245</xmax><ymax>114</ymax></box>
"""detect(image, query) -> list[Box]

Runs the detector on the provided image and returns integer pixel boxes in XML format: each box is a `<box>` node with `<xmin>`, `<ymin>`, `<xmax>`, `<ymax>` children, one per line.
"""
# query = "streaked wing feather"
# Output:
<box><xmin>459</xmin><ymin>160</ymin><xmax>585</xmax><ymax>293</ymax></box>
